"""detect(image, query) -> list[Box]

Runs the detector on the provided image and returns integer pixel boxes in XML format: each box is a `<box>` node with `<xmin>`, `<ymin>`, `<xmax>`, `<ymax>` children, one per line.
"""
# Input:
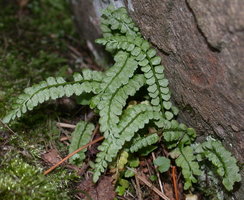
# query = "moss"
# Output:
<box><xmin>0</xmin><ymin>156</ymin><xmax>77</xmax><ymax>200</ymax></box>
<box><xmin>0</xmin><ymin>1</ymin><xmax>80</xmax><ymax>199</ymax></box>
<box><xmin>0</xmin><ymin>0</ymin><xmax>77</xmax><ymax>118</ymax></box>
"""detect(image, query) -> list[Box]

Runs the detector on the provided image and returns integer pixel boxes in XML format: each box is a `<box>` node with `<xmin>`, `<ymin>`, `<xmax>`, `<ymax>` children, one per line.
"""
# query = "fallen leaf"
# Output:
<box><xmin>77</xmin><ymin>176</ymin><xmax>116</xmax><ymax>200</ymax></box>
<box><xmin>42</xmin><ymin>149</ymin><xmax>62</xmax><ymax>165</ymax></box>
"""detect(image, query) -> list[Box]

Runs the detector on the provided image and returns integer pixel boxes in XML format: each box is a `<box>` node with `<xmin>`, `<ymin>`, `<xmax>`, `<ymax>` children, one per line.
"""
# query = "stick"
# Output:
<box><xmin>171</xmin><ymin>166</ymin><xmax>179</xmax><ymax>200</ymax></box>
<box><xmin>56</xmin><ymin>122</ymin><xmax>76</xmax><ymax>129</ymax></box>
<box><xmin>0</xmin><ymin>119</ymin><xmax>17</xmax><ymax>135</ymax></box>
<box><xmin>128</xmin><ymin>168</ymin><xmax>170</xmax><ymax>200</ymax></box>
<box><xmin>44</xmin><ymin>136</ymin><xmax>104</xmax><ymax>175</ymax></box>
<box><xmin>136</xmin><ymin>174</ymin><xmax>170</xmax><ymax>200</ymax></box>
<box><xmin>135</xmin><ymin>176</ymin><xmax>143</xmax><ymax>200</ymax></box>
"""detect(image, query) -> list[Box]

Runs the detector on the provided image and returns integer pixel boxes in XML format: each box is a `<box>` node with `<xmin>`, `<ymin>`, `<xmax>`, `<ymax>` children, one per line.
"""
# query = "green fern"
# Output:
<box><xmin>130</xmin><ymin>133</ymin><xmax>159</xmax><ymax>153</ymax></box>
<box><xmin>3</xmin><ymin>69</ymin><xmax>103</xmax><ymax>123</ymax></box>
<box><xmin>98</xmin><ymin>74</ymin><xmax>145</xmax><ymax>136</ymax></box>
<box><xmin>100</xmin><ymin>6</ymin><xmax>140</xmax><ymax>38</ymax></box>
<box><xmin>173</xmin><ymin>146</ymin><xmax>202</xmax><ymax>190</ymax></box>
<box><xmin>96</xmin><ymin>9</ymin><xmax>176</xmax><ymax>117</ymax></box>
<box><xmin>201</xmin><ymin>139</ymin><xmax>241</xmax><ymax>191</ymax></box>
<box><xmin>93</xmin><ymin>103</ymin><xmax>160</xmax><ymax>182</ymax></box>
<box><xmin>69</xmin><ymin>121</ymin><xmax>95</xmax><ymax>165</ymax></box>
<box><xmin>96</xmin><ymin>35</ymin><xmax>175</xmax><ymax>117</ymax></box>
<box><xmin>2</xmin><ymin>5</ymin><xmax>241</xmax><ymax>194</ymax></box>
<box><xmin>90</xmin><ymin>51</ymin><xmax>139</xmax><ymax>108</ymax></box>
<box><xmin>156</xmin><ymin>118</ymin><xmax>196</xmax><ymax>149</ymax></box>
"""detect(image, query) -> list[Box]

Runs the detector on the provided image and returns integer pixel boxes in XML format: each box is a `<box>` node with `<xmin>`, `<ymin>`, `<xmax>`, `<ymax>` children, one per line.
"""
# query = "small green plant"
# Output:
<box><xmin>69</xmin><ymin>121</ymin><xmax>95</xmax><ymax>165</ymax></box>
<box><xmin>153</xmin><ymin>156</ymin><xmax>171</xmax><ymax>173</ymax></box>
<box><xmin>0</xmin><ymin>156</ymin><xmax>74</xmax><ymax>200</ymax></box>
<box><xmin>116</xmin><ymin>178</ymin><xmax>130</xmax><ymax>196</ymax></box>
<box><xmin>2</xmin><ymin>5</ymin><xmax>241</xmax><ymax>195</ymax></box>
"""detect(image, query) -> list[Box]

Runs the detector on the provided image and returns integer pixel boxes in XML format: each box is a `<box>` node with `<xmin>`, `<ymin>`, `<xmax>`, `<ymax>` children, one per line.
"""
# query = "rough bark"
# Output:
<box><xmin>70</xmin><ymin>0</ymin><xmax>244</xmax><ymax>197</ymax></box>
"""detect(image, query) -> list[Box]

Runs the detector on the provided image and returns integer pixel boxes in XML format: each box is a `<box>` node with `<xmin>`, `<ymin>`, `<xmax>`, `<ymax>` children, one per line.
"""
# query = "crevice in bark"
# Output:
<box><xmin>152</xmin><ymin>42</ymin><xmax>171</xmax><ymax>56</ymax></box>
<box><xmin>185</xmin><ymin>0</ymin><xmax>221</xmax><ymax>52</ymax></box>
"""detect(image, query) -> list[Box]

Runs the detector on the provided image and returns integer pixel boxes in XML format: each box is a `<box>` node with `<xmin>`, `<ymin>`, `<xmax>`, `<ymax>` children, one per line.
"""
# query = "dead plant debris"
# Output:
<box><xmin>77</xmin><ymin>176</ymin><xmax>116</xmax><ymax>200</ymax></box>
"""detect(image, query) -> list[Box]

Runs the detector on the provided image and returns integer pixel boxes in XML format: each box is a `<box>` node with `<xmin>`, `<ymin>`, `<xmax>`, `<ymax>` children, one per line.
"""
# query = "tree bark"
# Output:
<box><xmin>70</xmin><ymin>0</ymin><xmax>244</xmax><ymax>197</ymax></box>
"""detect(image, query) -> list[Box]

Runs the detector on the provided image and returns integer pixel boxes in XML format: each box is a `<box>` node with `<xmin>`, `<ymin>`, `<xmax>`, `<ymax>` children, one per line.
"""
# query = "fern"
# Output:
<box><xmin>156</xmin><ymin>118</ymin><xmax>196</xmax><ymax>149</ymax></box>
<box><xmin>93</xmin><ymin>103</ymin><xmax>160</xmax><ymax>182</ymax></box>
<box><xmin>90</xmin><ymin>51</ymin><xmax>139</xmax><ymax>108</ymax></box>
<box><xmin>100</xmin><ymin>6</ymin><xmax>140</xmax><ymax>38</ymax></box>
<box><xmin>200</xmin><ymin>139</ymin><xmax>241</xmax><ymax>191</ymax></box>
<box><xmin>117</xmin><ymin>151</ymin><xmax>129</xmax><ymax>171</ymax></box>
<box><xmin>96</xmin><ymin>11</ymin><xmax>176</xmax><ymax>117</ymax></box>
<box><xmin>2</xmin><ymin>5</ymin><xmax>241</xmax><ymax>194</ymax></box>
<box><xmin>130</xmin><ymin>133</ymin><xmax>159</xmax><ymax>153</ymax></box>
<box><xmin>96</xmin><ymin>35</ymin><xmax>175</xmax><ymax>118</ymax></box>
<box><xmin>3</xmin><ymin>69</ymin><xmax>103</xmax><ymax>123</ymax></box>
<box><xmin>173</xmin><ymin>146</ymin><xmax>202</xmax><ymax>190</ymax></box>
<box><xmin>69</xmin><ymin>121</ymin><xmax>95</xmax><ymax>165</ymax></box>
<box><xmin>98</xmin><ymin>74</ymin><xmax>145</xmax><ymax>137</ymax></box>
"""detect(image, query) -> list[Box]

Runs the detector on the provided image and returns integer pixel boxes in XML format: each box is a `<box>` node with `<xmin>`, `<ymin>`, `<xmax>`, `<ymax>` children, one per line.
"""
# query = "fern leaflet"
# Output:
<box><xmin>69</xmin><ymin>121</ymin><xmax>95</xmax><ymax>165</ymax></box>
<box><xmin>130</xmin><ymin>133</ymin><xmax>159</xmax><ymax>153</ymax></box>
<box><xmin>156</xmin><ymin>118</ymin><xmax>196</xmax><ymax>149</ymax></box>
<box><xmin>100</xmin><ymin>6</ymin><xmax>140</xmax><ymax>38</ymax></box>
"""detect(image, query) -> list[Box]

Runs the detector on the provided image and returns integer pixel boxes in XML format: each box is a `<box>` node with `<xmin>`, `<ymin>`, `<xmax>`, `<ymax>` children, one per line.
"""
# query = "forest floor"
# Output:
<box><xmin>0</xmin><ymin>0</ymin><xmax>98</xmax><ymax>199</ymax></box>
<box><xmin>0</xmin><ymin>1</ymin><xmax>200</xmax><ymax>200</ymax></box>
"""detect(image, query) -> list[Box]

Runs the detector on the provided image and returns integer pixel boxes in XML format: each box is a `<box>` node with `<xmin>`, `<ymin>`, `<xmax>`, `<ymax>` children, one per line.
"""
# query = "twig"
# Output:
<box><xmin>88</xmin><ymin>124</ymin><xmax>99</xmax><ymax>150</ymax></box>
<box><xmin>126</xmin><ymin>191</ymin><xmax>136</xmax><ymax>199</ymax></box>
<box><xmin>152</xmin><ymin>152</ymin><xmax>165</xmax><ymax>194</ymax></box>
<box><xmin>128</xmin><ymin>168</ymin><xmax>170</xmax><ymax>200</ymax></box>
<box><xmin>44</xmin><ymin>136</ymin><xmax>104</xmax><ymax>175</ymax></box>
<box><xmin>0</xmin><ymin>119</ymin><xmax>17</xmax><ymax>135</ymax></box>
<box><xmin>125</xmin><ymin>181</ymin><xmax>136</xmax><ymax>199</ymax></box>
<box><xmin>171</xmin><ymin>166</ymin><xmax>179</xmax><ymax>200</ymax></box>
<box><xmin>68</xmin><ymin>45</ymin><xmax>83</xmax><ymax>57</ymax></box>
<box><xmin>60</xmin><ymin>136</ymin><xmax>70</xmax><ymax>141</ymax></box>
<box><xmin>56</xmin><ymin>122</ymin><xmax>76</xmax><ymax>129</ymax></box>
<box><xmin>135</xmin><ymin>176</ymin><xmax>143</xmax><ymax>200</ymax></box>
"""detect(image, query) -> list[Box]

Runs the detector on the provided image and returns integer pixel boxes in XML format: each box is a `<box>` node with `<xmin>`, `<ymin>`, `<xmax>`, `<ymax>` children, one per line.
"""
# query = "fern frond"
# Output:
<box><xmin>93</xmin><ymin>104</ymin><xmax>160</xmax><ymax>182</ymax></box>
<box><xmin>130</xmin><ymin>133</ymin><xmax>159</xmax><ymax>153</ymax></box>
<box><xmin>101</xmin><ymin>51</ymin><xmax>138</xmax><ymax>93</ymax></box>
<box><xmin>3</xmin><ymin>69</ymin><xmax>103</xmax><ymax>124</ymax></box>
<box><xmin>173</xmin><ymin>146</ymin><xmax>202</xmax><ymax>190</ymax></box>
<box><xmin>117</xmin><ymin>151</ymin><xmax>129</xmax><ymax>171</ymax></box>
<box><xmin>201</xmin><ymin>139</ymin><xmax>241</xmax><ymax>191</ymax></box>
<box><xmin>96</xmin><ymin>35</ymin><xmax>143</xmax><ymax>55</ymax></box>
<box><xmin>155</xmin><ymin>118</ymin><xmax>196</xmax><ymax>149</ymax></box>
<box><xmin>96</xmin><ymin>35</ymin><xmax>174</xmax><ymax>117</ymax></box>
<box><xmin>90</xmin><ymin>51</ymin><xmax>139</xmax><ymax>108</ymax></box>
<box><xmin>98</xmin><ymin>74</ymin><xmax>145</xmax><ymax>137</ymax></box>
<box><xmin>100</xmin><ymin>6</ymin><xmax>140</xmax><ymax>38</ymax></box>
<box><xmin>69</xmin><ymin>121</ymin><xmax>95</xmax><ymax>165</ymax></box>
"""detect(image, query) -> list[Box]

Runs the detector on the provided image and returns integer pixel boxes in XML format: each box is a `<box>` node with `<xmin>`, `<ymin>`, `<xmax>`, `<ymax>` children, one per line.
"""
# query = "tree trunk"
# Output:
<box><xmin>71</xmin><ymin>0</ymin><xmax>244</xmax><ymax>197</ymax></box>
